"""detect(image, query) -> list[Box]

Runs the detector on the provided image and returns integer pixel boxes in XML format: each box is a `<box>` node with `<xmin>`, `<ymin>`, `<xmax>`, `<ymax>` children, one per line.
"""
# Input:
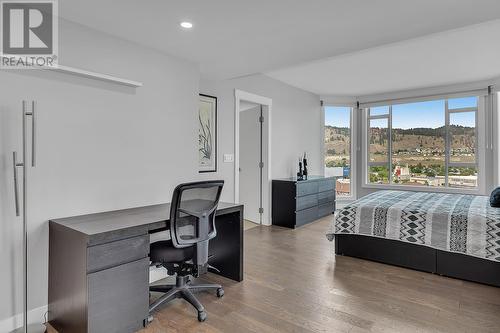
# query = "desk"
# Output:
<box><xmin>48</xmin><ymin>202</ymin><xmax>243</xmax><ymax>333</ymax></box>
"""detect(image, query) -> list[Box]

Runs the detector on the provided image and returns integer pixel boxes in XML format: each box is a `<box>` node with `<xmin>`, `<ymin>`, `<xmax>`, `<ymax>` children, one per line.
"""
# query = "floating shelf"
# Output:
<box><xmin>46</xmin><ymin>65</ymin><xmax>143</xmax><ymax>87</ymax></box>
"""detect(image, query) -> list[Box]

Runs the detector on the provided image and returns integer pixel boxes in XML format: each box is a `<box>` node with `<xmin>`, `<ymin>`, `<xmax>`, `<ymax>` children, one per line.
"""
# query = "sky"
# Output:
<box><xmin>325</xmin><ymin>96</ymin><xmax>477</xmax><ymax>129</ymax></box>
<box><xmin>325</xmin><ymin>106</ymin><xmax>351</xmax><ymax>127</ymax></box>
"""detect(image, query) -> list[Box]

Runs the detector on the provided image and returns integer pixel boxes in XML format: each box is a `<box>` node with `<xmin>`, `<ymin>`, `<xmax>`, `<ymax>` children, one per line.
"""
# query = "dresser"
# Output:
<box><xmin>271</xmin><ymin>176</ymin><xmax>336</xmax><ymax>228</ymax></box>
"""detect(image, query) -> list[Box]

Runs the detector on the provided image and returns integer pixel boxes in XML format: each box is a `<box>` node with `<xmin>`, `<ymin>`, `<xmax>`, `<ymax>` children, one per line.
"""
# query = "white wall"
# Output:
<box><xmin>0</xmin><ymin>18</ymin><xmax>200</xmax><ymax>325</ymax></box>
<box><xmin>1</xmin><ymin>18</ymin><xmax>321</xmax><ymax>328</ymax></box>
<box><xmin>200</xmin><ymin>74</ymin><xmax>321</xmax><ymax>203</ymax></box>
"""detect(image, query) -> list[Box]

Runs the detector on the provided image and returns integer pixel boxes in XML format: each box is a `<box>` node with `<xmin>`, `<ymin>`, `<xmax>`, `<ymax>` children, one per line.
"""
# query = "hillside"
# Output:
<box><xmin>324</xmin><ymin>126</ymin><xmax>350</xmax><ymax>156</ymax></box>
<box><xmin>325</xmin><ymin>125</ymin><xmax>476</xmax><ymax>165</ymax></box>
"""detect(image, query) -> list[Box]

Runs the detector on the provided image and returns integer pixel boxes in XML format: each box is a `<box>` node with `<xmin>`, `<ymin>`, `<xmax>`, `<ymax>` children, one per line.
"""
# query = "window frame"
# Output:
<box><xmin>323</xmin><ymin>104</ymin><xmax>356</xmax><ymax>201</ymax></box>
<box><xmin>367</xmin><ymin>107</ymin><xmax>392</xmax><ymax>183</ymax></box>
<box><xmin>446</xmin><ymin>101</ymin><xmax>479</xmax><ymax>188</ymax></box>
<box><xmin>362</xmin><ymin>95</ymin><xmax>485</xmax><ymax>194</ymax></box>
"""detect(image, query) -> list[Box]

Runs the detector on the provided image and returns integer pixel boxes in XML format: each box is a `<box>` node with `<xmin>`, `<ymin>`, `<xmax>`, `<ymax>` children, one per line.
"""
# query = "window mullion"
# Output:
<box><xmin>366</xmin><ymin>108</ymin><xmax>370</xmax><ymax>184</ymax></box>
<box><xmin>448</xmin><ymin>107</ymin><xmax>477</xmax><ymax>113</ymax></box>
<box><xmin>448</xmin><ymin>162</ymin><xmax>477</xmax><ymax>168</ymax></box>
<box><xmin>388</xmin><ymin>105</ymin><xmax>393</xmax><ymax>184</ymax></box>
<box><xmin>445</xmin><ymin>100</ymin><xmax>450</xmax><ymax>188</ymax></box>
<box><xmin>474</xmin><ymin>106</ymin><xmax>478</xmax><ymax>186</ymax></box>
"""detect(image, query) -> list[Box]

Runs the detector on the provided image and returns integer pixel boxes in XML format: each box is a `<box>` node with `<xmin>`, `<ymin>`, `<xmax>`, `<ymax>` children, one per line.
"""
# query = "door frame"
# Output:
<box><xmin>234</xmin><ymin>89</ymin><xmax>272</xmax><ymax>225</ymax></box>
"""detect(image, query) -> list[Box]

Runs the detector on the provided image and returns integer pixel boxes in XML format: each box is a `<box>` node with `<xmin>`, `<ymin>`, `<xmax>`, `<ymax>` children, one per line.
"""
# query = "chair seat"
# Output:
<box><xmin>150</xmin><ymin>240</ymin><xmax>195</xmax><ymax>263</ymax></box>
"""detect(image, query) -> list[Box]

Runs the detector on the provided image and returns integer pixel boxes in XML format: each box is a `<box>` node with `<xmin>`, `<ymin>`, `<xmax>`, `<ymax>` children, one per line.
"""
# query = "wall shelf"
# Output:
<box><xmin>46</xmin><ymin>65</ymin><xmax>143</xmax><ymax>87</ymax></box>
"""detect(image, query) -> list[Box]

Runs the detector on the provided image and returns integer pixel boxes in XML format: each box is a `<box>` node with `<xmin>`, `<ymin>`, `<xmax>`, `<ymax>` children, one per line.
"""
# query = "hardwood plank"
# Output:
<box><xmin>49</xmin><ymin>216</ymin><xmax>500</xmax><ymax>332</ymax></box>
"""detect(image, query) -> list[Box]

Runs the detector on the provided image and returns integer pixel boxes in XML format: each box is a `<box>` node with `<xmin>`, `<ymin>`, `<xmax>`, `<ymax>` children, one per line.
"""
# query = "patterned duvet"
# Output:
<box><xmin>326</xmin><ymin>190</ymin><xmax>500</xmax><ymax>262</ymax></box>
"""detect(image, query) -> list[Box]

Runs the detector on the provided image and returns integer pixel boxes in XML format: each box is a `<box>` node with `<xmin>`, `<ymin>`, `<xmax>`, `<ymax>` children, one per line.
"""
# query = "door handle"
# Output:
<box><xmin>30</xmin><ymin>101</ymin><xmax>36</xmax><ymax>167</ymax></box>
<box><xmin>12</xmin><ymin>151</ymin><xmax>22</xmax><ymax>217</ymax></box>
<box><xmin>24</xmin><ymin>100</ymin><xmax>36</xmax><ymax>167</ymax></box>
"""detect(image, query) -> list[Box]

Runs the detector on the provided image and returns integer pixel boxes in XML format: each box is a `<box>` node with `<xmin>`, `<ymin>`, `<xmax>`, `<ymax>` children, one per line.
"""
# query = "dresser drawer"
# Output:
<box><xmin>318</xmin><ymin>202</ymin><xmax>335</xmax><ymax>218</ymax></box>
<box><xmin>87</xmin><ymin>235</ymin><xmax>149</xmax><ymax>273</ymax></box>
<box><xmin>88</xmin><ymin>258</ymin><xmax>149</xmax><ymax>333</ymax></box>
<box><xmin>296</xmin><ymin>194</ymin><xmax>318</xmax><ymax>211</ymax></box>
<box><xmin>318</xmin><ymin>191</ymin><xmax>335</xmax><ymax>205</ymax></box>
<box><xmin>296</xmin><ymin>181</ymin><xmax>318</xmax><ymax>197</ymax></box>
<box><xmin>296</xmin><ymin>206</ymin><xmax>318</xmax><ymax>227</ymax></box>
<box><xmin>318</xmin><ymin>179</ymin><xmax>335</xmax><ymax>193</ymax></box>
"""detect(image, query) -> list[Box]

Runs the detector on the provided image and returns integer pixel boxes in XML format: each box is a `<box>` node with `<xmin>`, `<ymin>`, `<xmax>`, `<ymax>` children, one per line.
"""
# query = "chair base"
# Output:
<box><xmin>148</xmin><ymin>275</ymin><xmax>223</xmax><ymax>322</ymax></box>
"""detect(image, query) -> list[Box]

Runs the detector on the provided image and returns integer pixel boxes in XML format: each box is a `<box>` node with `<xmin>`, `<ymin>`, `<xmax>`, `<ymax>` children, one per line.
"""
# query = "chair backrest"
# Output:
<box><xmin>169</xmin><ymin>180</ymin><xmax>224</xmax><ymax>274</ymax></box>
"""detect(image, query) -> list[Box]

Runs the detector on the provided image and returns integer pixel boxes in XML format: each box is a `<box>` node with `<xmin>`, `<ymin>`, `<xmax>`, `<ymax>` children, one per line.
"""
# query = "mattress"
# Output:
<box><xmin>326</xmin><ymin>190</ymin><xmax>500</xmax><ymax>262</ymax></box>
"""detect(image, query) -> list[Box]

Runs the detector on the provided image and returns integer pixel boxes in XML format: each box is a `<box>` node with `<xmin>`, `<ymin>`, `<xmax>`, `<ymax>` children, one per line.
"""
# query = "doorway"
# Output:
<box><xmin>235</xmin><ymin>90</ymin><xmax>272</xmax><ymax>226</ymax></box>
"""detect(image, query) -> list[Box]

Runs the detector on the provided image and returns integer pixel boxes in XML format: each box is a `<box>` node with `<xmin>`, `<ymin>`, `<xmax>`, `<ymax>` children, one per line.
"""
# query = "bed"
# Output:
<box><xmin>326</xmin><ymin>190</ymin><xmax>500</xmax><ymax>287</ymax></box>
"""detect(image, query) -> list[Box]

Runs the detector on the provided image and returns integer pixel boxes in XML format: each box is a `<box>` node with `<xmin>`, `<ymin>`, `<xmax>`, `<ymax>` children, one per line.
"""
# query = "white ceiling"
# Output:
<box><xmin>60</xmin><ymin>0</ymin><xmax>500</xmax><ymax>82</ymax></box>
<box><xmin>267</xmin><ymin>19</ymin><xmax>500</xmax><ymax>96</ymax></box>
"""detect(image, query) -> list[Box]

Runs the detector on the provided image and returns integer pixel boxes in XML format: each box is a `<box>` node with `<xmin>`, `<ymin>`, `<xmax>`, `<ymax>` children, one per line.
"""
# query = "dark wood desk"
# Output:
<box><xmin>48</xmin><ymin>202</ymin><xmax>243</xmax><ymax>333</ymax></box>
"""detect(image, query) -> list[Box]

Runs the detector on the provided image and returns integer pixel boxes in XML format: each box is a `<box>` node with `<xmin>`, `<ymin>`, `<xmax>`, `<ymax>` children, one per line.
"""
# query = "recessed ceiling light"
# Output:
<box><xmin>180</xmin><ymin>22</ymin><xmax>193</xmax><ymax>29</ymax></box>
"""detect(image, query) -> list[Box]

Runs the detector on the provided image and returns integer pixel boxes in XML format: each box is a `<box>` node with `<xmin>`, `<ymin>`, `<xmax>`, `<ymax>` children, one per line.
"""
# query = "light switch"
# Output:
<box><xmin>223</xmin><ymin>154</ymin><xmax>234</xmax><ymax>163</ymax></box>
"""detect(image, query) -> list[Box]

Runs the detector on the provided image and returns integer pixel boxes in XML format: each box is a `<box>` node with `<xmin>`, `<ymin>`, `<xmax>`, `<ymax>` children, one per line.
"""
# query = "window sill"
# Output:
<box><xmin>362</xmin><ymin>183</ymin><xmax>484</xmax><ymax>195</ymax></box>
<box><xmin>336</xmin><ymin>196</ymin><xmax>356</xmax><ymax>202</ymax></box>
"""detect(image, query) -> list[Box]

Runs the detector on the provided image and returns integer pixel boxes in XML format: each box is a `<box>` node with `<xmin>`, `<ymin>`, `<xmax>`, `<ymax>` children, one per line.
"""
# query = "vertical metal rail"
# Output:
<box><xmin>22</xmin><ymin>100</ymin><xmax>28</xmax><ymax>333</ymax></box>
<box><xmin>12</xmin><ymin>100</ymin><xmax>40</xmax><ymax>333</ymax></box>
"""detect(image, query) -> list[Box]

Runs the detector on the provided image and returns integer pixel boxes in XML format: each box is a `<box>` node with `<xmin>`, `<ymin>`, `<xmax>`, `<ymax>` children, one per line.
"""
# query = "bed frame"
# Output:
<box><xmin>335</xmin><ymin>234</ymin><xmax>500</xmax><ymax>287</ymax></box>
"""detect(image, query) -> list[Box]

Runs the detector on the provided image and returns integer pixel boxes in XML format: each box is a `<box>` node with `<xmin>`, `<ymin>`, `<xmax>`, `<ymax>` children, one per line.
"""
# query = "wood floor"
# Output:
<box><xmin>244</xmin><ymin>219</ymin><xmax>260</xmax><ymax>231</ymax></box>
<box><xmin>49</xmin><ymin>216</ymin><xmax>500</xmax><ymax>333</ymax></box>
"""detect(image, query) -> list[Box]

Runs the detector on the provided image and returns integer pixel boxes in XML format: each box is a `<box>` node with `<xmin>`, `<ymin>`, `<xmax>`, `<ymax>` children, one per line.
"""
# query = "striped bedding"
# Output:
<box><xmin>326</xmin><ymin>190</ymin><xmax>500</xmax><ymax>262</ymax></box>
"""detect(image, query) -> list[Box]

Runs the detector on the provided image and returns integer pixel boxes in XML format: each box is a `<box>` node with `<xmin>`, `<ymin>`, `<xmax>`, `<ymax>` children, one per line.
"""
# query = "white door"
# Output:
<box><xmin>239</xmin><ymin>104</ymin><xmax>261</xmax><ymax>223</ymax></box>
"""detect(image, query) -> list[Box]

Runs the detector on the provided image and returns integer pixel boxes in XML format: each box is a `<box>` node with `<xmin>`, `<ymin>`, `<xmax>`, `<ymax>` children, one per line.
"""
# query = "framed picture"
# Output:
<box><xmin>199</xmin><ymin>94</ymin><xmax>217</xmax><ymax>173</ymax></box>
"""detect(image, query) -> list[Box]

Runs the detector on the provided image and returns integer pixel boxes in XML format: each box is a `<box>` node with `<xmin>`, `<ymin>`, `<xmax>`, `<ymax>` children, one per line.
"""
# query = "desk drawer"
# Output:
<box><xmin>296</xmin><ymin>181</ymin><xmax>318</xmax><ymax>197</ymax></box>
<box><xmin>87</xmin><ymin>235</ymin><xmax>149</xmax><ymax>273</ymax></box>
<box><xmin>88</xmin><ymin>258</ymin><xmax>149</xmax><ymax>333</ymax></box>
<box><xmin>296</xmin><ymin>194</ymin><xmax>318</xmax><ymax>211</ymax></box>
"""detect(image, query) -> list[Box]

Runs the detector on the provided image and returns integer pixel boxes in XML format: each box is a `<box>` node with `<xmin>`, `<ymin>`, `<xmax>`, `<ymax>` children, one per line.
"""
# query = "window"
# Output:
<box><xmin>324</xmin><ymin>106</ymin><xmax>352</xmax><ymax>197</ymax></box>
<box><xmin>366</xmin><ymin>96</ymin><xmax>478</xmax><ymax>189</ymax></box>
<box><xmin>447</xmin><ymin>97</ymin><xmax>478</xmax><ymax>188</ymax></box>
<box><xmin>392</xmin><ymin>100</ymin><xmax>445</xmax><ymax>187</ymax></box>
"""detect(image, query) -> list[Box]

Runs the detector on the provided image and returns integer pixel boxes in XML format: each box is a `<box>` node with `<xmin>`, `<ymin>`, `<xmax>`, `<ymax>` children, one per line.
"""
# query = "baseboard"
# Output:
<box><xmin>0</xmin><ymin>305</ymin><xmax>48</xmax><ymax>333</ymax></box>
<box><xmin>0</xmin><ymin>267</ymin><xmax>168</xmax><ymax>332</ymax></box>
<box><xmin>149</xmin><ymin>265</ymin><xmax>169</xmax><ymax>283</ymax></box>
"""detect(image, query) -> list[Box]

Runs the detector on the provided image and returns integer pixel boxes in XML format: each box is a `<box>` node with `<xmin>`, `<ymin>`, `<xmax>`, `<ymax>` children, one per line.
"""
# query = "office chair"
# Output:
<box><xmin>148</xmin><ymin>180</ymin><xmax>225</xmax><ymax>322</ymax></box>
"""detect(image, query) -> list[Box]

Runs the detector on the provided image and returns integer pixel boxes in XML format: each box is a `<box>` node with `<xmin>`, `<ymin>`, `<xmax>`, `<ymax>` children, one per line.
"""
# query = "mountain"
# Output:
<box><xmin>325</xmin><ymin>125</ymin><xmax>476</xmax><ymax>158</ymax></box>
<box><xmin>325</xmin><ymin>126</ymin><xmax>350</xmax><ymax>156</ymax></box>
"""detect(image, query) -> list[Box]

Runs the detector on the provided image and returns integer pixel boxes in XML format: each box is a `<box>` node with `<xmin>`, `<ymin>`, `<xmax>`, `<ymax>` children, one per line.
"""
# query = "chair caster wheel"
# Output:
<box><xmin>198</xmin><ymin>311</ymin><xmax>207</xmax><ymax>322</ymax></box>
<box><xmin>216</xmin><ymin>288</ymin><xmax>224</xmax><ymax>298</ymax></box>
